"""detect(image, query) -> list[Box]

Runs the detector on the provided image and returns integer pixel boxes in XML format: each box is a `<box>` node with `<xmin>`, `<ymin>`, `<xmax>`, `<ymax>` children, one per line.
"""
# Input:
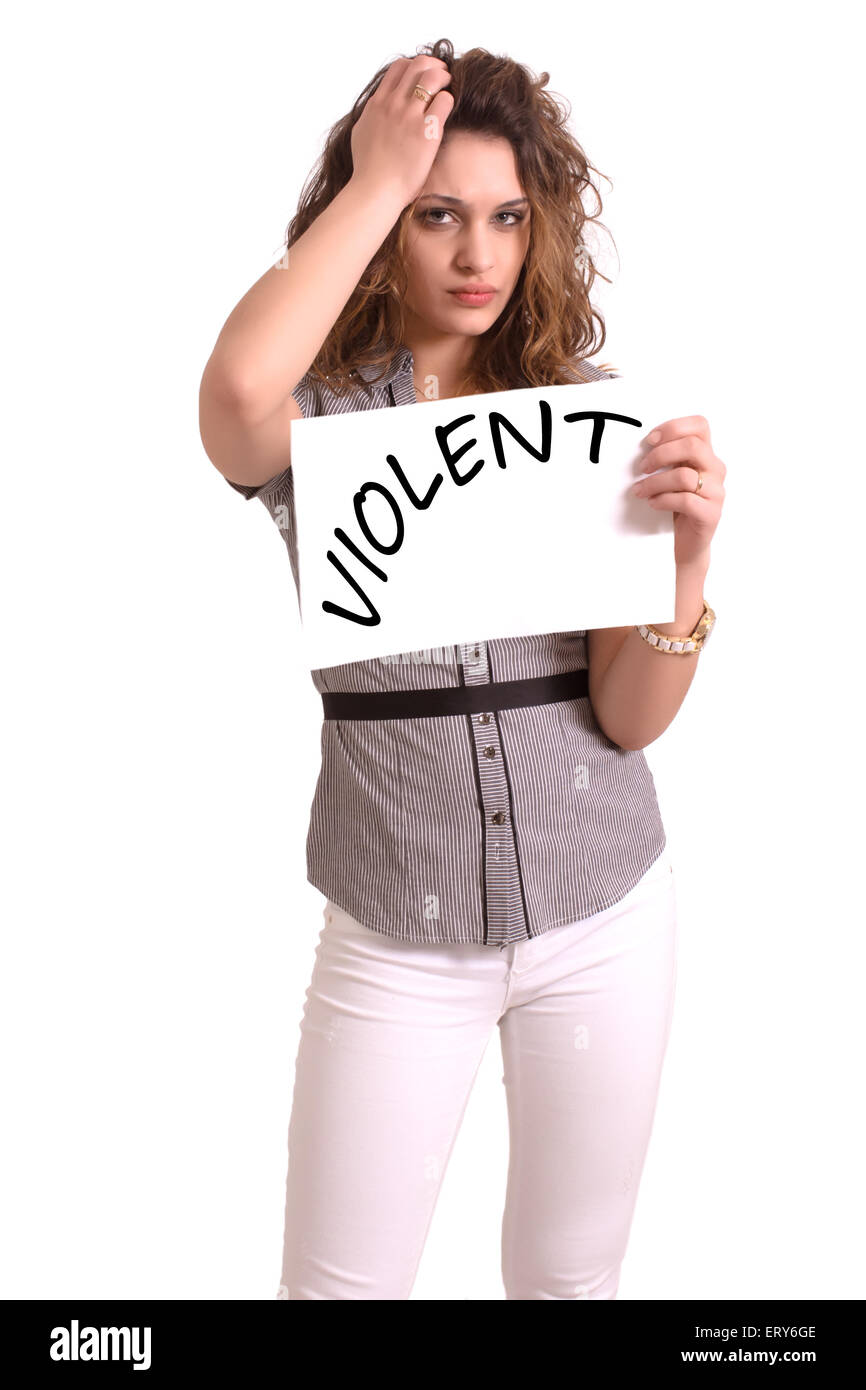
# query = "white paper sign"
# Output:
<box><xmin>290</xmin><ymin>377</ymin><xmax>682</xmax><ymax>669</ymax></box>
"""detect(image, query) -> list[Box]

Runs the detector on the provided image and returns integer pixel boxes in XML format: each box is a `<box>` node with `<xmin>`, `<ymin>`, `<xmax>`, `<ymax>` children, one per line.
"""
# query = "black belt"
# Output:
<box><xmin>321</xmin><ymin>667</ymin><xmax>589</xmax><ymax>720</ymax></box>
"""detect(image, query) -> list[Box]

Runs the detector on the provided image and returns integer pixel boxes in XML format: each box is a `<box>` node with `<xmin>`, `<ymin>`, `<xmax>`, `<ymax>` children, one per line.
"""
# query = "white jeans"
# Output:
<box><xmin>277</xmin><ymin>852</ymin><xmax>678</xmax><ymax>1299</ymax></box>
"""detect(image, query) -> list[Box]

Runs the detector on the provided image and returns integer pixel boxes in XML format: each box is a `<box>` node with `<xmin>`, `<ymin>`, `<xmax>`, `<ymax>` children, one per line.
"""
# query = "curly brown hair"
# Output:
<box><xmin>284</xmin><ymin>37</ymin><xmax>617</xmax><ymax>397</ymax></box>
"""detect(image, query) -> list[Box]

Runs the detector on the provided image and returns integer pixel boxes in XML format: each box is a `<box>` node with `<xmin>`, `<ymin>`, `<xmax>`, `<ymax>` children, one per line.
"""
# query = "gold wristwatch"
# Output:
<box><xmin>636</xmin><ymin>599</ymin><xmax>716</xmax><ymax>654</ymax></box>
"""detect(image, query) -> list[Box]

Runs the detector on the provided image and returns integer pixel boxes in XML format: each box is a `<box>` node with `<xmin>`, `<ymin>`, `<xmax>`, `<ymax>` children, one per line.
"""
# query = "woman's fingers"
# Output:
<box><xmin>639</xmin><ymin>434</ymin><xmax>721</xmax><ymax>479</ymax></box>
<box><xmin>425</xmin><ymin>84</ymin><xmax>455</xmax><ymax>133</ymax></box>
<box><xmin>633</xmin><ymin>466</ymin><xmax>724</xmax><ymax>503</ymax></box>
<box><xmin>642</xmin><ymin>415</ymin><xmax>712</xmax><ymax>448</ymax></box>
<box><xmin>398</xmin><ymin>61</ymin><xmax>451</xmax><ymax>104</ymax></box>
<box><xmin>377</xmin><ymin>53</ymin><xmax>448</xmax><ymax>102</ymax></box>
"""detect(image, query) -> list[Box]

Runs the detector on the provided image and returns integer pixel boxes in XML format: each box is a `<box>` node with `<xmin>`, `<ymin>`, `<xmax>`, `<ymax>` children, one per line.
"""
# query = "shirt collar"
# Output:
<box><xmin>353</xmin><ymin>343</ymin><xmax>414</xmax><ymax>388</ymax></box>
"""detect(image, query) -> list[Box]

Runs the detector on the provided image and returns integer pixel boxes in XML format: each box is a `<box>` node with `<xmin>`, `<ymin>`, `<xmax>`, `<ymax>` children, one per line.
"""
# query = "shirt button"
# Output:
<box><xmin>491</xmin><ymin>810</ymin><xmax>506</xmax><ymax>825</ymax></box>
<box><xmin>478</xmin><ymin>712</ymin><xmax>491</xmax><ymax>724</ymax></box>
<box><xmin>473</xmin><ymin>646</ymin><xmax>480</xmax><ymax>658</ymax></box>
<box><xmin>483</xmin><ymin>745</ymin><xmax>496</xmax><ymax>758</ymax></box>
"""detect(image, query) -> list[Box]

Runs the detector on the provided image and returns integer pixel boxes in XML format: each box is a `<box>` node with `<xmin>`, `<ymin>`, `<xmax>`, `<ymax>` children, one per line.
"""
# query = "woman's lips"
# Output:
<box><xmin>449</xmin><ymin>289</ymin><xmax>495</xmax><ymax>306</ymax></box>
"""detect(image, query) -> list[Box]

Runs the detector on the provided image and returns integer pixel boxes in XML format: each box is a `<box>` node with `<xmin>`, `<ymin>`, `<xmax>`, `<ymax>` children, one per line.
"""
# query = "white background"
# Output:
<box><xmin>2</xmin><ymin>0</ymin><xmax>862</xmax><ymax>1301</ymax></box>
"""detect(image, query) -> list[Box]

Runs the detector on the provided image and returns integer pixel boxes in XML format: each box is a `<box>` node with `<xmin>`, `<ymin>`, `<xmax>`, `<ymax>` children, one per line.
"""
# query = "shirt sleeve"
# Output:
<box><xmin>222</xmin><ymin>376</ymin><xmax>313</xmax><ymax>500</ymax></box>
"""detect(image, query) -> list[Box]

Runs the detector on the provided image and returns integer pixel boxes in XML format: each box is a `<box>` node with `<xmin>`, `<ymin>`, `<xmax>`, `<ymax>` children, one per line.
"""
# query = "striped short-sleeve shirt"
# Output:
<box><xmin>224</xmin><ymin>343</ymin><xmax>667</xmax><ymax>948</ymax></box>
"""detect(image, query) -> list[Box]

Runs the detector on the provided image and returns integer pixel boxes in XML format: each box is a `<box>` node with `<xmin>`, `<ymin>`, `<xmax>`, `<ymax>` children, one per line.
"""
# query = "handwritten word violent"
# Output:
<box><xmin>322</xmin><ymin>404</ymin><xmax>641</xmax><ymax>627</ymax></box>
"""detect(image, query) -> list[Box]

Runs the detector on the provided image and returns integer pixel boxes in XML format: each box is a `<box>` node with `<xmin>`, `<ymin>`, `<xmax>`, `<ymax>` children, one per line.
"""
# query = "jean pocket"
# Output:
<box><xmin>323</xmin><ymin>901</ymin><xmax>369</xmax><ymax>935</ymax></box>
<box><xmin>639</xmin><ymin>853</ymin><xmax>673</xmax><ymax>888</ymax></box>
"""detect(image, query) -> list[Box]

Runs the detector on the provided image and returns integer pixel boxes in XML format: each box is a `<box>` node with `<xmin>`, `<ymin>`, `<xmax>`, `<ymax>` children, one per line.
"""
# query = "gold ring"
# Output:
<box><xmin>413</xmin><ymin>85</ymin><xmax>432</xmax><ymax>102</ymax></box>
<box><xmin>694</xmin><ymin>472</ymin><xmax>703</xmax><ymax>493</ymax></box>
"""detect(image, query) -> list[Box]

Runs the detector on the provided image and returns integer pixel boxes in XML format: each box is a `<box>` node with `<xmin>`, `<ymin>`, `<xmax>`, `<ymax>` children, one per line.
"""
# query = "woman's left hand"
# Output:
<box><xmin>631</xmin><ymin>415</ymin><xmax>726</xmax><ymax>571</ymax></box>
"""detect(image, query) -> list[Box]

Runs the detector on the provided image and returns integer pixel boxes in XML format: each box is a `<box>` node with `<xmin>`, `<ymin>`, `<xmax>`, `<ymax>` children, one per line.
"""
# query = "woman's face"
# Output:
<box><xmin>402</xmin><ymin>131</ymin><xmax>531</xmax><ymax>339</ymax></box>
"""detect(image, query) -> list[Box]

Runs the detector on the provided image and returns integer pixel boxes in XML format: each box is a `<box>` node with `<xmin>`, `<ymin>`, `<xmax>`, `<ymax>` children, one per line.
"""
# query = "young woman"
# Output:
<box><xmin>199</xmin><ymin>39</ymin><xmax>725</xmax><ymax>1300</ymax></box>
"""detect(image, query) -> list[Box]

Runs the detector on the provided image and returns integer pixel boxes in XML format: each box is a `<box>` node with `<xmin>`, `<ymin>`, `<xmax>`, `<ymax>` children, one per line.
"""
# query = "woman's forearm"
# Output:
<box><xmin>591</xmin><ymin>561</ymin><xmax>710</xmax><ymax>751</ymax></box>
<box><xmin>202</xmin><ymin>175</ymin><xmax>408</xmax><ymax>419</ymax></box>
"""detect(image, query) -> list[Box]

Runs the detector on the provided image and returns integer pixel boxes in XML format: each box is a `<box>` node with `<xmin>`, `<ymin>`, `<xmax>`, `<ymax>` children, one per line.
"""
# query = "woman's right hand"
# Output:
<box><xmin>349</xmin><ymin>54</ymin><xmax>454</xmax><ymax>207</ymax></box>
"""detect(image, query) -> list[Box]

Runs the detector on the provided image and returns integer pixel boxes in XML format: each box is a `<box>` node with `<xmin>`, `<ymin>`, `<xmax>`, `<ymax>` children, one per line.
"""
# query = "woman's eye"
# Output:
<box><xmin>421</xmin><ymin>209</ymin><xmax>526</xmax><ymax>226</ymax></box>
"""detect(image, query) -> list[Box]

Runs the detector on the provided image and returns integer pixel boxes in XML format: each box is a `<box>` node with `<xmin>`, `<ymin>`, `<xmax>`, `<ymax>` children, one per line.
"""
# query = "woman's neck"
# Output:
<box><xmin>402</xmin><ymin>326</ymin><xmax>478</xmax><ymax>402</ymax></box>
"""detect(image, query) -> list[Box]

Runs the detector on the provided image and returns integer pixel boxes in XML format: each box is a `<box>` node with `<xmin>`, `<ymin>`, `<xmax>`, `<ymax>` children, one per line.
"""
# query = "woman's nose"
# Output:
<box><xmin>456</xmin><ymin>235</ymin><xmax>495</xmax><ymax>272</ymax></box>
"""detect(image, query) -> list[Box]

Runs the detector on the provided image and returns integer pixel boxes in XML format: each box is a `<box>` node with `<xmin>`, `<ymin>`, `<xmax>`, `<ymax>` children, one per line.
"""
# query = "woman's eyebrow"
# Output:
<box><xmin>416</xmin><ymin>195</ymin><xmax>530</xmax><ymax>209</ymax></box>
